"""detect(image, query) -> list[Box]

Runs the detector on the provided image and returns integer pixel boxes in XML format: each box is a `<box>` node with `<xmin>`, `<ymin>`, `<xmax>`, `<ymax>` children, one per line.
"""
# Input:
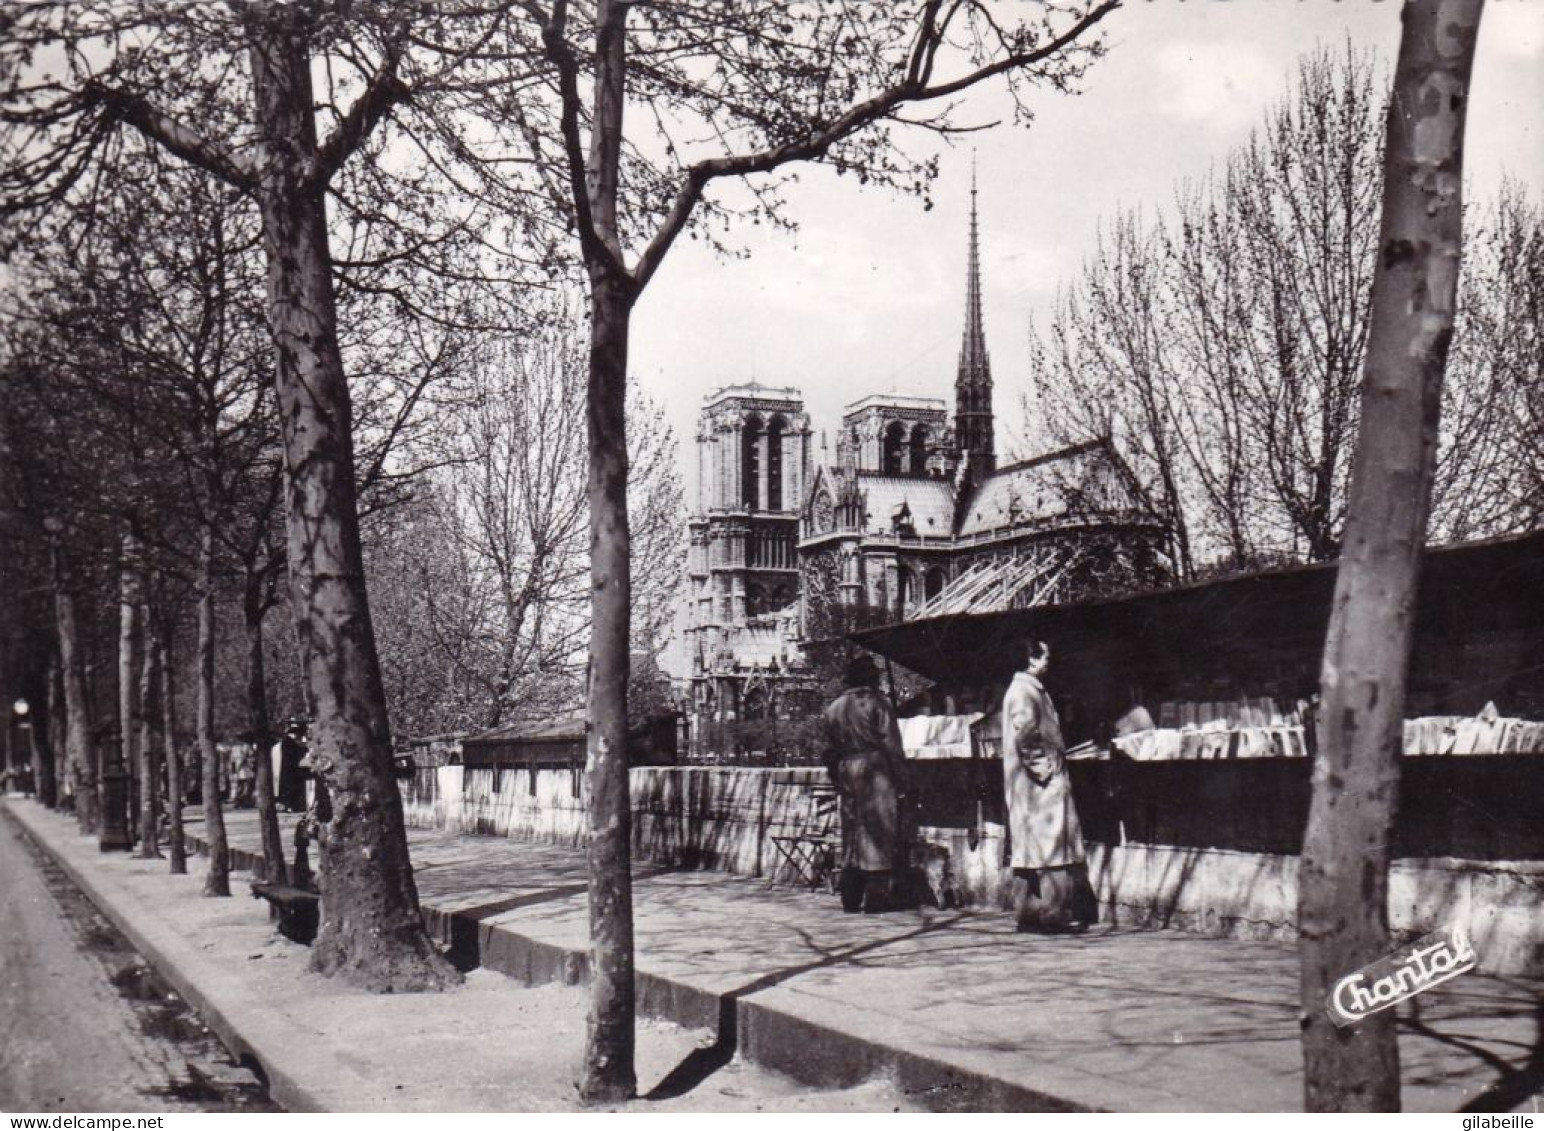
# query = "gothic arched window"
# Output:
<box><xmin>767</xmin><ymin>414</ymin><xmax>787</xmax><ymax>511</ymax></box>
<box><xmin>909</xmin><ymin>424</ymin><xmax>930</xmax><ymax>475</ymax></box>
<box><xmin>882</xmin><ymin>421</ymin><xmax>907</xmax><ymax>475</ymax></box>
<box><xmin>741</xmin><ymin>414</ymin><xmax>763</xmax><ymax>509</ymax></box>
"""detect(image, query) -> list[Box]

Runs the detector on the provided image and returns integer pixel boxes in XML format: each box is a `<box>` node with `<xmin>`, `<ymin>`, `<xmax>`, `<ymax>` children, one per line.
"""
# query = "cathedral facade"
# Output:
<box><xmin>680</xmin><ymin>190</ymin><xmax>1170</xmax><ymax>752</ymax></box>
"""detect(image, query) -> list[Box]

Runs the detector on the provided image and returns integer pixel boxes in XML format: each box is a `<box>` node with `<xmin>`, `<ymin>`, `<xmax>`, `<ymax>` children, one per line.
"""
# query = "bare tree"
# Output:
<box><xmin>448</xmin><ymin>331</ymin><xmax>594</xmax><ymax>727</ymax></box>
<box><xmin>157</xmin><ymin>612</ymin><xmax>187</xmax><ymax>875</ymax></box>
<box><xmin>1430</xmin><ymin>183</ymin><xmax>1544</xmax><ymax>538</ymax></box>
<box><xmin>1036</xmin><ymin>46</ymin><xmax>1384</xmax><ymax>566</ymax></box>
<box><xmin>1029</xmin><ymin>42</ymin><xmax>1535</xmax><ymax>574</ymax></box>
<box><xmin>49</xmin><ymin>531</ymin><xmax>98</xmax><ymax>833</ymax></box>
<box><xmin>8</xmin><ymin>147</ymin><xmax>292</xmax><ymax>881</ymax></box>
<box><xmin>1167</xmin><ymin>183</ymin><xmax>1272</xmax><ymax>568</ymax></box>
<box><xmin>110</xmin><ymin>533</ymin><xmax>142</xmax><ymax>852</ymax></box>
<box><xmin>512</xmin><ymin>0</ymin><xmax>1121</xmax><ymax>1098</ymax></box>
<box><xmin>1226</xmin><ymin>45</ymin><xmax>1384</xmax><ymax>561</ymax></box>
<box><xmin>136</xmin><ymin>583</ymin><xmax>163</xmax><ymax>858</ymax></box>
<box><xmin>193</xmin><ymin>525</ymin><xmax>230</xmax><ymax>895</ymax></box>
<box><xmin>1027</xmin><ymin>214</ymin><xmax>1196</xmax><ymax>577</ymax></box>
<box><xmin>0</xmin><ymin>1</ymin><xmax>542</xmax><ymax>989</ymax></box>
<box><xmin>364</xmin><ymin>321</ymin><xmax>682</xmax><ymax>739</ymax></box>
<box><xmin>1299</xmin><ymin>0</ymin><xmax>1482</xmax><ymax>1110</ymax></box>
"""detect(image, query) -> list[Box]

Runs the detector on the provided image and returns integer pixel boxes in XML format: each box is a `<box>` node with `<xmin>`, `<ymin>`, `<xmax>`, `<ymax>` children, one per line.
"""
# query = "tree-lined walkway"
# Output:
<box><xmin>195</xmin><ymin>807</ymin><xmax>1543</xmax><ymax>1113</ymax></box>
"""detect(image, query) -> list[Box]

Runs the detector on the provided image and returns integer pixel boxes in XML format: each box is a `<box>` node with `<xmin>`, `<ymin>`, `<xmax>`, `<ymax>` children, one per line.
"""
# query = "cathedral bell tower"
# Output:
<box><xmin>683</xmin><ymin>384</ymin><xmax>811</xmax><ymax>756</ymax></box>
<box><xmin>954</xmin><ymin>168</ymin><xmax>995</xmax><ymax>477</ymax></box>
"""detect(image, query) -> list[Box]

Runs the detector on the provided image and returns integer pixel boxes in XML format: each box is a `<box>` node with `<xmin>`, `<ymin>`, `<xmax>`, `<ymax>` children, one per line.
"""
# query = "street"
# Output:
<box><xmin>0</xmin><ymin>813</ymin><xmax>275</xmax><ymax>1113</ymax></box>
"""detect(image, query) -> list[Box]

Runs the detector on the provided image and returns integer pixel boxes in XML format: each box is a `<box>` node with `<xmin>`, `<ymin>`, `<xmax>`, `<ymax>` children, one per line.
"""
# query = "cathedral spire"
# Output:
<box><xmin>955</xmin><ymin>161</ymin><xmax>995</xmax><ymax>474</ymax></box>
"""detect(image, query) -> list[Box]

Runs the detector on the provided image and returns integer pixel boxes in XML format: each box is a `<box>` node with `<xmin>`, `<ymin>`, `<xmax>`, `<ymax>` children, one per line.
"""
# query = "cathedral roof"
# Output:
<box><xmin>955</xmin><ymin>439</ymin><xmax>1141</xmax><ymax>537</ymax></box>
<box><xmin>853</xmin><ymin>473</ymin><xmax>957</xmax><ymax>536</ymax></box>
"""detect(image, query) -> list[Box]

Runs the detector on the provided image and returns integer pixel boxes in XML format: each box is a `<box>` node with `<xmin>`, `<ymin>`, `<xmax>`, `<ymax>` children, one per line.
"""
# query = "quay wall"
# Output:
<box><xmin>401</xmin><ymin>762</ymin><xmax>1544</xmax><ymax>976</ymax></box>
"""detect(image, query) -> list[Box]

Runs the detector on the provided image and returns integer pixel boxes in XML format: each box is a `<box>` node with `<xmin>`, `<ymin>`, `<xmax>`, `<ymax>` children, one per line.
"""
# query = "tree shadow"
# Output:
<box><xmin>1404</xmin><ymin>996</ymin><xmax>1544</xmax><ymax>1113</ymax></box>
<box><xmin>440</xmin><ymin>864</ymin><xmax>679</xmax><ymax>970</ymax></box>
<box><xmin>644</xmin><ymin>913</ymin><xmax>969</xmax><ymax>1100</ymax></box>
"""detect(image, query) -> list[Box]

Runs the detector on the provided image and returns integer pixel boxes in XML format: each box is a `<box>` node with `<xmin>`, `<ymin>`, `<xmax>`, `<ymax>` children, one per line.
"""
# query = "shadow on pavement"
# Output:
<box><xmin>646</xmin><ymin>912</ymin><xmax>969</xmax><ymax>1100</ymax></box>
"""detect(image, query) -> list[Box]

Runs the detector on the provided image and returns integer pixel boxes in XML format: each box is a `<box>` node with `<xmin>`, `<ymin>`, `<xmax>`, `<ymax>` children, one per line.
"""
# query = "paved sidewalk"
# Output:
<box><xmin>190</xmin><ymin>806</ymin><xmax>1542</xmax><ymax>1113</ymax></box>
<box><xmin>1</xmin><ymin>801</ymin><xmax>918</xmax><ymax>1113</ymax></box>
<box><xmin>8</xmin><ymin>797</ymin><xmax>1540</xmax><ymax>1112</ymax></box>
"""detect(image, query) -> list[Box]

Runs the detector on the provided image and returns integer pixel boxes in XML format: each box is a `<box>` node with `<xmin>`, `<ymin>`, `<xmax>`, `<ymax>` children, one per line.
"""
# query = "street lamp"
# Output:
<box><xmin>2</xmin><ymin>701</ymin><xmax>11</xmax><ymax>792</ymax></box>
<box><xmin>3</xmin><ymin>699</ymin><xmax>23</xmax><ymax>790</ymax></box>
<box><xmin>10</xmin><ymin>699</ymin><xmax>30</xmax><ymax>799</ymax></box>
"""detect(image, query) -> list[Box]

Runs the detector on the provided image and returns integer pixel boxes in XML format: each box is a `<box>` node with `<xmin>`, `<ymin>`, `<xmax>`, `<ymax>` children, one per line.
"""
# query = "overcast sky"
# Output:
<box><xmin>627</xmin><ymin>2</ymin><xmax>1544</xmax><ymax>496</ymax></box>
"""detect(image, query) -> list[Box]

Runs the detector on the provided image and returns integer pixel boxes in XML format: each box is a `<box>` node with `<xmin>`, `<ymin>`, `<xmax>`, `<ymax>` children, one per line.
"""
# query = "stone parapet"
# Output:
<box><xmin>402</xmin><ymin>763</ymin><xmax>1544</xmax><ymax>975</ymax></box>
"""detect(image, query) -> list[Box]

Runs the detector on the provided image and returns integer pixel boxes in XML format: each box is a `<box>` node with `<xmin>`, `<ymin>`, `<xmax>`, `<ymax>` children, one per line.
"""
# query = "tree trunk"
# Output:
<box><xmin>575</xmin><ymin>0</ymin><xmax>639</xmax><ymax>1099</ymax></box>
<box><xmin>1299</xmin><ymin>0</ymin><xmax>1482</xmax><ymax>1112</ymax></box>
<box><xmin>245</xmin><ymin>568</ymin><xmax>286</xmax><ymax>885</ymax></box>
<box><xmin>198</xmin><ymin>528</ymin><xmax>231</xmax><ymax>897</ymax></box>
<box><xmin>32</xmin><ymin>665</ymin><xmax>57</xmax><ymax>810</ymax></box>
<box><xmin>580</xmin><ymin>276</ymin><xmax>638</xmax><ymax>1102</ymax></box>
<box><xmin>101</xmin><ymin>534</ymin><xmax>137</xmax><ymax>852</ymax></box>
<box><xmin>50</xmin><ymin>541</ymin><xmax>96</xmax><ymax>833</ymax></box>
<box><xmin>245</xmin><ymin>3</ymin><xmax>452</xmax><ymax>991</ymax></box>
<box><xmin>136</xmin><ymin>593</ymin><xmax>162</xmax><ymax>858</ymax></box>
<box><xmin>162</xmin><ymin>623</ymin><xmax>186</xmax><ymax>875</ymax></box>
<box><xmin>44</xmin><ymin>651</ymin><xmax>64</xmax><ymax>811</ymax></box>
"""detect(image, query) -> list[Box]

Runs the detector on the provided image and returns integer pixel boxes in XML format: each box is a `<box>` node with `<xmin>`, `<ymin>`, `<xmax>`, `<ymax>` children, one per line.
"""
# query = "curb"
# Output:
<box><xmin>185</xmin><ymin>826</ymin><xmax>1088</xmax><ymax>1112</ymax></box>
<box><xmin>425</xmin><ymin>907</ymin><xmax>1087</xmax><ymax>1112</ymax></box>
<box><xmin>3</xmin><ymin>804</ymin><xmax>327</xmax><ymax>1113</ymax></box>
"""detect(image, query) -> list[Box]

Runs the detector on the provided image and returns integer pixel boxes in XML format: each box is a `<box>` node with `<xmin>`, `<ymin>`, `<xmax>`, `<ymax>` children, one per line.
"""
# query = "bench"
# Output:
<box><xmin>250</xmin><ymin>882</ymin><xmax>321</xmax><ymax>945</ymax></box>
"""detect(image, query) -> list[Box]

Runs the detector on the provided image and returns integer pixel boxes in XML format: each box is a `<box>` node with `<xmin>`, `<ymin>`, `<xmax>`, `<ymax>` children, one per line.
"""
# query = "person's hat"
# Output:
<box><xmin>842</xmin><ymin>654</ymin><xmax>880</xmax><ymax>689</ymax></box>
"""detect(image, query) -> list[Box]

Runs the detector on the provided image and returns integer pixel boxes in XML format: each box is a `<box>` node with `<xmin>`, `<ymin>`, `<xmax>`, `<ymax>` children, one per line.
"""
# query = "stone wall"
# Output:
<box><xmin>402</xmin><ymin>763</ymin><xmax>1544</xmax><ymax>975</ymax></box>
<box><xmin>402</xmin><ymin>764</ymin><xmax>588</xmax><ymax>845</ymax></box>
<box><xmin>925</xmin><ymin>822</ymin><xmax>1544</xmax><ymax>974</ymax></box>
<box><xmin>403</xmin><ymin>764</ymin><xmax>832</xmax><ymax>885</ymax></box>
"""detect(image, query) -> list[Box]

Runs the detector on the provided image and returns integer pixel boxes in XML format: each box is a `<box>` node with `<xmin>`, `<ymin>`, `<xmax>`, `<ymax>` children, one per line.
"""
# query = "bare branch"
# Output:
<box><xmin>86</xmin><ymin>82</ymin><xmax>257</xmax><ymax>192</ymax></box>
<box><xmin>632</xmin><ymin>0</ymin><xmax>1121</xmax><ymax>290</ymax></box>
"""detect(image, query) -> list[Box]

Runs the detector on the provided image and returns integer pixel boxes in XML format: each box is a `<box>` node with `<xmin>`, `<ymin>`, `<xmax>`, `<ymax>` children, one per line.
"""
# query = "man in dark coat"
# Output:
<box><xmin>821</xmin><ymin>655</ymin><xmax>910</xmax><ymax>913</ymax></box>
<box><xmin>276</xmin><ymin>718</ymin><xmax>309</xmax><ymax>812</ymax></box>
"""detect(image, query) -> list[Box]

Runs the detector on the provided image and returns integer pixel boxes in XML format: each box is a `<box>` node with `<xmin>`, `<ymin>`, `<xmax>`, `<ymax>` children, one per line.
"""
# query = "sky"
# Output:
<box><xmin>627</xmin><ymin>1</ymin><xmax>1544</xmax><ymax>497</ymax></box>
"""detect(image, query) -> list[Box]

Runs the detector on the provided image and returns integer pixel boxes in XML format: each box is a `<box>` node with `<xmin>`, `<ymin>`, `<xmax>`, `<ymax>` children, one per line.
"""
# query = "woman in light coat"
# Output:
<box><xmin>1001</xmin><ymin>639</ymin><xmax>1090</xmax><ymax>932</ymax></box>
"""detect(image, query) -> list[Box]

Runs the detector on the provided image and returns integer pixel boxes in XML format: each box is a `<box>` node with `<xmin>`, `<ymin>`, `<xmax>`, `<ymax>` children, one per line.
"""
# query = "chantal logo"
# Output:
<box><xmin>1328</xmin><ymin>925</ymin><xmax>1477</xmax><ymax>1027</ymax></box>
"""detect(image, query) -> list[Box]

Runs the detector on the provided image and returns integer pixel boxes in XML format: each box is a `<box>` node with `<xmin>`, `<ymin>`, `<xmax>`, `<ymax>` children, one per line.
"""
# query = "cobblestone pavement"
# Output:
<box><xmin>0</xmin><ymin>812</ymin><xmax>276</xmax><ymax>1113</ymax></box>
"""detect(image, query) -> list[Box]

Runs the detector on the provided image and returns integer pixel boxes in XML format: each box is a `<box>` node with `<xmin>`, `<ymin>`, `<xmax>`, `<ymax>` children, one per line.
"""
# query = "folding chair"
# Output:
<box><xmin>768</xmin><ymin>783</ymin><xmax>841</xmax><ymax>893</ymax></box>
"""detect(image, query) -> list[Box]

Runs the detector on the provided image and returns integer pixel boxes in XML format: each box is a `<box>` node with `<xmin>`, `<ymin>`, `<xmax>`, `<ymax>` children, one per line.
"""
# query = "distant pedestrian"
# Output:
<box><xmin>820</xmin><ymin>655</ymin><xmax>910</xmax><ymax>913</ymax></box>
<box><xmin>1001</xmin><ymin>639</ymin><xmax>1094</xmax><ymax>933</ymax></box>
<box><xmin>233</xmin><ymin>744</ymin><xmax>256</xmax><ymax>809</ymax></box>
<box><xmin>276</xmin><ymin>719</ymin><xmax>308</xmax><ymax>812</ymax></box>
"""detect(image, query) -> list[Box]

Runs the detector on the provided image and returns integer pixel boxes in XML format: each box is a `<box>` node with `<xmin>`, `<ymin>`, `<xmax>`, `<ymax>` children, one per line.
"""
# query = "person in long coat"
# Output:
<box><xmin>1001</xmin><ymin>638</ymin><xmax>1091</xmax><ymax>932</ymax></box>
<box><xmin>821</xmin><ymin>655</ymin><xmax>909</xmax><ymax>913</ymax></box>
<box><xmin>276</xmin><ymin>719</ymin><xmax>309</xmax><ymax>812</ymax></box>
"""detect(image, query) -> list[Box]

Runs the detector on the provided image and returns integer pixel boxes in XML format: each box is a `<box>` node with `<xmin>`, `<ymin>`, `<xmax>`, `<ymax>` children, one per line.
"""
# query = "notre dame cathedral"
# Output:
<box><xmin>679</xmin><ymin>187</ymin><xmax>1170</xmax><ymax>750</ymax></box>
